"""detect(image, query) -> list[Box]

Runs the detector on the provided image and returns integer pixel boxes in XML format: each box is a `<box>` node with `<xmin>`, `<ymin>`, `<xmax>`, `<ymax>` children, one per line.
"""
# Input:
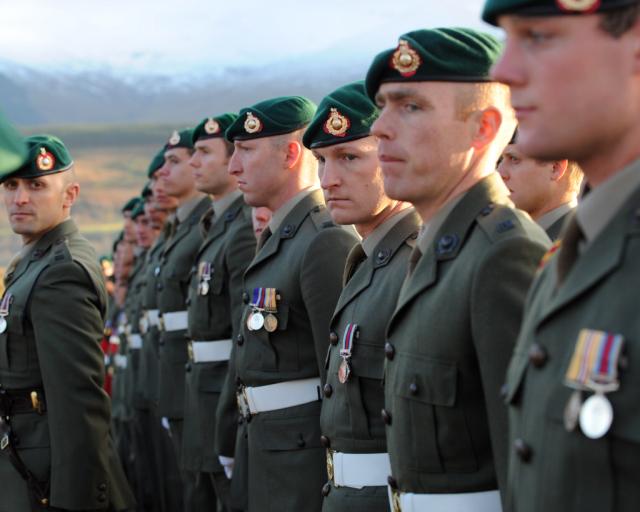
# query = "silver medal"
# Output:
<box><xmin>0</xmin><ymin>317</ymin><xmax>6</xmax><ymax>334</ymax></box>
<box><xmin>249</xmin><ymin>312</ymin><xmax>265</xmax><ymax>331</ymax></box>
<box><xmin>579</xmin><ymin>393</ymin><xmax>613</xmax><ymax>439</ymax></box>
<box><xmin>563</xmin><ymin>390</ymin><xmax>583</xmax><ymax>432</ymax></box>
<box><xmin>200</xmin><ymin>281</ymin><xmax>210</xmax><ymax>296</ymax></box>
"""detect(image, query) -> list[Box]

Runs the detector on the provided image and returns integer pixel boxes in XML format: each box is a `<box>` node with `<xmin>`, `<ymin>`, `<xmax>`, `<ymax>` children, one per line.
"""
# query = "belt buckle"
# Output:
<box><xmin>391</xmin><ymin>488</ymin><xmax>402</xmax><ymax>512</ymax></box>
<box><xmin>187</xmin><ymin>341</ymin><xmax>195</xmax><ymax>362</ymax></box>
<box><xmin>159</xmin><ymin>316</ymin><xmax>165</xmax><ymax>332</ymax></box>
<box><xmin>326</xmin><ymin>449</ymin><xmax>335</xmax><ymax>485</ymax></box>
<box><xmin>236</xmin><ymin>387</ymin><xmax>252</xmax><ymax>421</ymax></box>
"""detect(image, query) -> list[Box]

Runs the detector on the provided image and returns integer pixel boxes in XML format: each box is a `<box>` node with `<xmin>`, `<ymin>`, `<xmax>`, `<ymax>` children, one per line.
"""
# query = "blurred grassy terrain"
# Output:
<box><xmin>0</xmin><ymin>123</ymin><xmax>179</xmax><ymax>264</ymax></box>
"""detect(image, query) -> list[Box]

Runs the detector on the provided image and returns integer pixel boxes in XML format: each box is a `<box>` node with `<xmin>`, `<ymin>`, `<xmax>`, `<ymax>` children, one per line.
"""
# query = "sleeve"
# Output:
<box><xmin>301</xmin><ymin>228</ymin><xmax>357</xmax><ymax>382</ymax></box>
<box><xmin>30</xmin><ymin>261</ymin><xmax>112</xmax><ymax>510</ymax></box>
<box><xmin>215</xmin><ymin>224</ymin><xmax>256</xmax><ymax>458</ymax></box>
<box><xmin>470</xmin><ymin>236</ymin><xmax>549</xmax><ymax>497</ymax></box>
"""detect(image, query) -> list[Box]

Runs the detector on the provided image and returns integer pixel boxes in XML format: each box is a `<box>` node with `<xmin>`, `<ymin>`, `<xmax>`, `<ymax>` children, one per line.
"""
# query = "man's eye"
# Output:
<box><xmin>342</xmin><ymin>154</ymin><xmax>357</xmax><ymax>162</ymax></box>
<box><xmin>404</xmin><ymin>103</ymin><xmax>420</xmax><ymax>113</ymax></box>
<box><xmin>524</xmin><ymin>29</ymin><xmax>552</xmax><ymax>45</ymax></box>
<box><xmin>314</xmin><ymin>155</ymin><xmax>325</xmax><ymax>163</ymax></box>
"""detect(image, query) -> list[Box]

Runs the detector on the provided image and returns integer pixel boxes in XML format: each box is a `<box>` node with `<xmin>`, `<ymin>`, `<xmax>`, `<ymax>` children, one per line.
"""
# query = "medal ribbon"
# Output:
<box><xmin>340</xmin><ymin>323</ymin><xmax>358</xmax><ymax>358</ymax></box>
<box><xmin>565</xmin><ymin>329</ymin><xmax>624</xmax><ymax>389</ymax></box>
<box><xmin>265</xmin><ymin>288</ymin><xmax>277</xmax><ymax>312</ymax></box>
<box><xmin>0</xmin><ymin>293</ymin><xmax>12</xmax><ymax>315</ymax></box>
<box><xmin>251</xmin><ymin>288</ymin><xmax>266</xmax><ymax>309</ymax></box>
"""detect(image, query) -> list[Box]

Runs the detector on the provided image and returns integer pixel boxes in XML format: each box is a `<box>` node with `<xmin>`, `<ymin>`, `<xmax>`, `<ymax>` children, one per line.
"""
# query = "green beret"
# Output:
<box><xmin>131</xmin><ymin>201</ymin><xmax>146</xmax><ymax>220</ymax></box>
<box><xmin>0</xmin><ymin>134</ymin><xmax>73</xmax><ymax>184</ymax></box>
<box><xmin>482</xmin><ymin>0</ymin><xmax>638</xmax><ymax>25</ymax></box>
<box><xmin>147</xmin><ymin>148</ymin><xmax>166</xmax><ymax>178</ymax></box>
<box><xmin>165</xmin><ymin>128</ymin><xmax>194</xmax><ymax>151</ymax></box>
<box><xmin>365</xmin><ymin>28</ymin><xmax>502</xmax><ymax>100</ymax></box>
<box><xmin>112</xmin><ymin>231</ymin><xmax>124</xmax><ymax>253</ymax></box>
<box><xmin>122</xmin><ymin>196</ymin><xmax>142</xmax><ymax>214</ymax></box>
<box><xmin>225</xmin><ymin>96</ymin><xmax>317</xmax><ymax>142</ymax></box>
<box><xmin>141</xmin><ymin>182</ymin><xmax>152</xmax><ymax>199</ymax></box>
<box><xmin>192</xmin><ymin>113</ymin><xmax>239</xmax><ymax>144</ymax></box>
<box><xmin>0</xmin><ymin>112</ymin><xmax>27</xmax><ymax>177</ymax></box>
<box><xmin>303</xmin><ymin>82</ymin><xmax>379</xmax><ymax>149</ymax></box>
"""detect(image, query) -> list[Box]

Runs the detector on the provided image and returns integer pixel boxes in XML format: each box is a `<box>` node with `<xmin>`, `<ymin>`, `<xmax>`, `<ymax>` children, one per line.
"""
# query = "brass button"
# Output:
<box><xmin>236</xmin><ymin>334</ymin><xmax>244</xmax><ymax>346</ymax></box>
<box><xmin>297</xmin><ymin>435</ymin><xmax>306</xmax><ymax>448</ymax></box>
<box><xmin>320</xmin><ymin>435</ymin><xmax>330</xmax><ymax>448</ymax></box>
<box><xmin>329</xmin><ymin>332</ymin><xmax>339</xmax><ymax>346</ymax></box>
<box><xmin>387</xmin><ymin>475</ymin><xmax>398</xmax><ymax>489</ymax></box>
<box><xmin>528</xmin><ymin>344</ymin><xmax>548</xmax><ymax>368</ymax></box>
<box><xmin>323</xmin><ymin>384</ymin><xmax>333</xmax><ymax>398</ymax></box>
<box><xmin>98</xmin><ymin>483</ymin><xmax>107</xmax><ymax>491</ymax></box>
<box><xmin>322</xmin><ymin>482</ymin><xmax>331</xmax><ymax>497</ymax></box>
<box><xmin>384</xmin><ymin>342</ymin><xmax>395</xmax><ymax>361</ymax></box>
<box><xmin>242</xmin><ymin>292</ymin><xmax>249</xmax><ymax>304</ymax></box>
<box><xmin>514</xmin><ymin>438</ymin><xmax>532</xmax><ymax>462</ymax></box>
<box><xmin>409</xmin><ymin>382</ymin><xmax>418</xmax><ymax>395</ymax></box>
<box><xmin>381</xmin><ymin>408</ymin><xmax>392</xmax><ymax>426</ymax></box>
<box><xmin>184</xmin><ymin>363</ymin><xmax>192</xmax><ymax>373</ymax></box>
<box><xmin>97</xmin><ymin>493</ymin><xmax>107</xmax><ymax>502</ymax></box>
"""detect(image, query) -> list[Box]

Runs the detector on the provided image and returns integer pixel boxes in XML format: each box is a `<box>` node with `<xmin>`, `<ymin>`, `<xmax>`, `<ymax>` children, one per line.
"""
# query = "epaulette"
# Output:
<box><xmin>476</xmin><ymin>202</ymin><xmax>522</xmax><ymax>243</ymax></box>
<box><xmin>309</xmin><ymin>204</ymin><xmax>336</xmax><ymax>231</ymax></box>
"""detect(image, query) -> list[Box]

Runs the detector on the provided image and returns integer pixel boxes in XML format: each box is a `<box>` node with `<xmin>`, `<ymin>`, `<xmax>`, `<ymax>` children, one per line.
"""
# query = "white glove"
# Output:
<box><xmin>219</xmin><ymin>455</ymin><xmax>234</xmax><ymax>479</ymax></box>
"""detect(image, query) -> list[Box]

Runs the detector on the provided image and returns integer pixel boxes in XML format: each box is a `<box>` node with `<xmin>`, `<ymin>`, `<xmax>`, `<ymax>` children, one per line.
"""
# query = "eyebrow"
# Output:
<box><xmin>375</xmin><ymin>88</ymin><xmax>434</xmax><ymax>107</ymax></box>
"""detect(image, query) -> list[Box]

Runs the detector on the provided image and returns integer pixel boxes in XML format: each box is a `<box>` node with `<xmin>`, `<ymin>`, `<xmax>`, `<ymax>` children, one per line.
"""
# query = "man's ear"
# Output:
<box><xmin>550</xmin><ymin>160</ymin><xmax>568</xmax><ymax>182</ymax></box>
<box><xmin>471</xmin><ymin>107</ymin><xmax>502</xmax><ymax>151</ymax></box>
<box><xmin>63</xmin><ymin>182</ymin><xmax>80</xmax><ymax>209</ymax></box>
<box><xmin>285</xmin><ymin>140</ymin><xmax>303</xmax><ymax>169</ymax></box>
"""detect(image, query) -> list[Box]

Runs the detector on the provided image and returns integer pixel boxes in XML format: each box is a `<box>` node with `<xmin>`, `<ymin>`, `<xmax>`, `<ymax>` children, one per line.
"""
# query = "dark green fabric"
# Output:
<box><xmin>147</xmin><ymin>148</ymin><xmax>166</xmax><ymax>179</ymax></box>
<box><xmin>365</xmin><ymin>28</ymin><xmax>502</xmax><ymax>100</ymax></box>
<box><xmin>1</xmin><ymin>134</ymin><xmax>73</xmax><ymax>184</ymax></box>
<box><xmin>131</xmin><ymin>201</ymin><xmax>146</xmax><ymax>220</ymax></box>
<box><xmin>482</xmin><ymin>0</ymin><xmax>638</xmax><ymax>26</ymax></box>
<box><xmin>122</xmin><ymin>196</ymin><xmax>142</xmax><ymax>214</ymax></box>
<box><xmin>166</xmin><ymin>128</ymin><xmax>194</xmax><ymax>151</ymax></box>
<box><xmin>0</xmin><ymin>111</ymin><xmax>27</xmax><ymax>176</ymax></box>
<box><xmin>225</xmin><ymin>96</ymin><xmax>317</xmax><ymax>141</ymax></box>
<box><xmin>192</xmin><ymin>113</ymin><xmax>239</xmax><ymax>143</ymax></box>
<box><xmin>303</xmin><ymin>81</ymin><xmax>379</xmax><ymax>149</ymax></box>
<box><xmin>141</xmin><ymin>182</ymin><xmax>152</xmax><ymax>199</ymax></box>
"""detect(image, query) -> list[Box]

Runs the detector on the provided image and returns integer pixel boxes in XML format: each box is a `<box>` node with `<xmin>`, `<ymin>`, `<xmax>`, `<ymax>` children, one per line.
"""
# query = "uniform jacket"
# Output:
<box><xmin>384</xmin><ymin>174</ymin><xmax>550</xmax><ymax>502</ymax></box>
<box><xmin>505</xmin><ymin>184</ymin><xmax>640</xmax><ymax>512</ymax></box>
<box><xmin>156</xmin><ymin>197</ymin><xmax>210</xmax><ymax>419</ymax></box>
<box><xmin>182</xmin><ymin>196</ymin><xmax>255</xmax><ymax>473</ymax></box>
<box><xmin>320</xmin><ymin>210</ymin><xmax>421</xmax><ymax>454</ymax></box>
<box><xmin>0</xmin><ymin>219</ymin><xmax>134</xmax><ymax>511</ymax></box>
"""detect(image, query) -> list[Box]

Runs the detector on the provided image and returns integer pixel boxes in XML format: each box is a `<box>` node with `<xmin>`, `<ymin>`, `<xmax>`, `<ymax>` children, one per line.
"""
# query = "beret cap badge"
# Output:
<box><xmin>244</xmin><ymin>112</ymin><xmax>263</xmax><ymax>134</ymax></box>
<box><xmin>323</xmin><ymin>108</ymin><xmax>350</xmax><ymax>137</ymax></box>
<box><xmin>204</xmin><ymin>118</ymin><xmax>220</xmax><ymax>135</ymax></box>
<box><xmin>391</xmin><ymin>40</ymin><xmax>421</xmax><ymax>77</ymax></box>
<box><xmin>36</xmin><ymin>147</ymin><xmax>55</xmax><ymax>172</ymax></box>
<box><xmin>555</xmin><ymin>0</ymin><xmax>601</xmax><ymax>11</ymax></box>
<box><xmin>168</xmin><ymin>130</ymin><xmax>181</xmax><ymax>146</ymax></box>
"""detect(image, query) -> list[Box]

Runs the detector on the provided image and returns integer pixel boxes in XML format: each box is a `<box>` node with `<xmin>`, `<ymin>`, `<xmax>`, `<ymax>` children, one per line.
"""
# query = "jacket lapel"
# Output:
<box><xmin>162</xmin><ymin>197</ymin><xmax>210</xmax><ymax>255</ymax></box>
<box><xmin>195</xmin><ymin>196</ymin><xmax>244</xmax><ymax>260</ymax></box>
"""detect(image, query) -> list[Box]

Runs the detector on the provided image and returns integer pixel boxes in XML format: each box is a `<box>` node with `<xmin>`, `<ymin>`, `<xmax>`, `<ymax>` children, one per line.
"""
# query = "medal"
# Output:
<box><xmin>199</xmin><ymin>281</ymin><xmax>210</xmax><ymax>296</ymax></box>
<box><xmin>579</xmin><ymin>393</ymin><xmax>613</xmax><ymax>439</ymax></box>
<box><xmin>338</xmin><ymin>323</ymin><xmax>358</xmax><ymax>384</ymax></box>
<box><xmin>249</xmin><ymin>311</ymin><xmax>264</xmax><ymax>331</ymax></box>
<box><xmin>198</xmin><ymin>262</ymin><xmax>212</xmax><ymax>296</ymax></box>
<box><xmin>0</xmin><ymin>293</ymin><xmax>13</xmax><ymax>334</ymax></box>
<box><xmin>338</xmin><ymin>359</ymin><xmax>351</xmax><ymax>384</ymax></box>
<box><xmin>154</xmin><ymin>266</ymin><xmax>161</xmax><ymax>277</ymax></box>
<box><xmin>563</xmin><ymin>390</ymin><xmax>583</xmax><ymax>432</ymax></box>
<box><xmin>264</xmin><ymin>313</ymin><xmax>278</xmax><ymax>333</ymax></box>
<box><xmin>564</xmin><ymin>329</ymin><xmax>625</xmax><ymax>435</ymax></box>
<box><xmin>246</xmin><ymin>312</ymin><xmax>255</xmax><ymax>331</ymax></box>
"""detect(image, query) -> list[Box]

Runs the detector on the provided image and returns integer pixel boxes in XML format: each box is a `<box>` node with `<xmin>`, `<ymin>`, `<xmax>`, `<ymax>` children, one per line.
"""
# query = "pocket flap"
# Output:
<box><xmin>393</xmin><ymin>353</ymin><xmax>457</xmax><ymax>406</ymax></box>
<box><xmin>351</xmin><ymin>341</ymin><xmax>384</xmax><ymax>380</ymax></box>
<box><xmin>258</xmin><ymin>414</ymin><xmax>322</xmax><ymax>451</ymax></box>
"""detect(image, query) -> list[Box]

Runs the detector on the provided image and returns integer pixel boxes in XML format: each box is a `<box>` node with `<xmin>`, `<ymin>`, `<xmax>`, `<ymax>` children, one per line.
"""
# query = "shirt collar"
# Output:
<box><xmin>362</xmin><ymin>207</ymin><xmax>414</xmax><ymax>258</ymax></box>
<box><xmin>212</xmin><ymin>189</ymin><xmax>242</xmax><ymax>219</ymax></box>
<box><xmin>268</xmin><ymin>187</ymin><xmax>317</xmax><ymax>234</ymax></box>
<box><xmin>176</xmin><ymin>194</ymin><xmax>207</xmax><ymax>223</ymax></box>
<box><xmin>537</xmin><ymin>200</ymin><xmax>577</xmax><ymax>231</ymax></box>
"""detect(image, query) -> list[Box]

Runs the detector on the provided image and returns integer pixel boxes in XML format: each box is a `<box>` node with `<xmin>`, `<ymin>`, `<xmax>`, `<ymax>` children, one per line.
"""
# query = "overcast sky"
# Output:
<box><xmin>0</xmin><ymin>0</ymin><xmax>496</xmax><ymax>75</ymax></box>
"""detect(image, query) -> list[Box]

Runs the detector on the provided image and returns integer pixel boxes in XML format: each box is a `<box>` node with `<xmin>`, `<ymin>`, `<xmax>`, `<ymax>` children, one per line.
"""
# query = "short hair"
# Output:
<box><xmin>565</xmin><ymin>161</ymin><xmax>584</xmax><ymax>194</ymax></box>
<box><xmin>600</xmin><ymin>4</ymin><xmax>640</xmax><ymax>37</ymax></box>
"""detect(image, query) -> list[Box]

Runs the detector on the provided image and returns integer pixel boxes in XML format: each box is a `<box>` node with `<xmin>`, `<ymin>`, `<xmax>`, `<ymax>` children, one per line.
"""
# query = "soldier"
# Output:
<box><xmin>182</xmin><ymin>113</ymin><xmax>255</xmax><ymax>511</ymax></box>
<box><xmin>225</xmin><ymin>96</ymin><xmax>358</xmax><ymax>511</ymax></box>
<box><xmin>366</xmin><ymin>28</ymin><xmax>550</xmax><ymax>511</ymax></box>
<box><xmin>138</xmin><ymin>149</ymin><xmax>184</xmax><ymax>512</ymax></box>
<box><xmin>483</xmin><ymin>1</ymin><xmax>640</xmax><ymax>511</ymax></box>
<box><xmin>302</xmin><ymin>81</ymin><xmax>421</xmax><ymax>511</ymax></box>
<box><xmin>0</xmin><ymin>134</ymin><xmax>134</xmax><ymax>511</ymax></box>
<box><xmin>155</xmin><ymin>129</ymin><xmax>211</xmax><ymax>509</ymax></box>
<box><xmin>498</xmin><ymin>130</ymin><xmax>583</xmax><ymax>239</ymax></box>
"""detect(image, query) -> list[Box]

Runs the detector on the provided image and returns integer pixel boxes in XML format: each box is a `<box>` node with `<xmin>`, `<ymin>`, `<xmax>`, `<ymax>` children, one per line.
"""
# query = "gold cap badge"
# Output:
<box><xmin>244</xmin><ymin>112</ymin><xmax>263</xmax><ymax>134</ymax></box>
<box><xmin>204</xmin><ymin>118</ymin><xmax>220</xmax><ymax>135</ymax></box>
<box><xmin>556</xmin><ymin>0</ymin><xmax>600</xmax><ymax>12</ymax></box>
<box><xmin>168</xmin><ymin>130</ymin><xmax>181</xmax><ymax>146</ymax></box>
<box><xmin>391</xmin><ymin>40</ymin><xmax>421</xmax><ymax>78</ymax></box>
<box><xmin>36</xmin><ymin>147</ymin><xmax>55</xmax><ymax>172</ymax></box>
<box><xmin>323</xmin><ymin>108</ymin><xmax>350</xmax><ymax>137</ymax></box>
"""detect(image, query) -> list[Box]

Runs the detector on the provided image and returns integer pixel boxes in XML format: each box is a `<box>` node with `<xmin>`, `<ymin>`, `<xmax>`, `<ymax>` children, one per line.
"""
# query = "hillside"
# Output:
<box><xmin>0</xmin><ymin>124</ymin><xmax>174</xmax><ymax>263</ymax></box>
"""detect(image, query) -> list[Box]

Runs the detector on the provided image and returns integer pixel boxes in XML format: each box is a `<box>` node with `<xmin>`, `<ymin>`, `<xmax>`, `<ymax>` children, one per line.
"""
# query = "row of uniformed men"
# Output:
<box><xmin>1</xmin><ymin>0</ymin><xmax>638</xmax><ymax>510</ymax></box>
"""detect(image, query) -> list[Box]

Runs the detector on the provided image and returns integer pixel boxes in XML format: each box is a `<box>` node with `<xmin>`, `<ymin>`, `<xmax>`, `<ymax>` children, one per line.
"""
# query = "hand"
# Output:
<box><xmin>219</xmin><ymin>455</ymin><xmax>234</xmax><ymax>479</ymax></box>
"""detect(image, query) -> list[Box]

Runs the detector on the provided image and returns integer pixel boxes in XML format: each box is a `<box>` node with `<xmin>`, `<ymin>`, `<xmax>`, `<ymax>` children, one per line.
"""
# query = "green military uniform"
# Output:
<box><xmin>184</xmin><ymin>189</ymin><xmax>255</xmax><ymax>508</ymax></box>
<box><xmin>365</xmin><ymin>30</ymin><xmax>552</xmax><ymax>511</ymax></box>
<box><xmin>0</xmin><ymin>135</ymin><xmax>134</xmax><ymax>511</ymax></box>
<box><xmin>537</xmin><ymin>202</ymin><xmax>576</xmax><ymax>241</ymax></box>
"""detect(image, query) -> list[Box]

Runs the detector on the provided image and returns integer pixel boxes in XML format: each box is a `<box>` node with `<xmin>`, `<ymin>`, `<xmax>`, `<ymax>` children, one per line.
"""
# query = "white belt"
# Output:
<box><xmin>128</xmin><ymin>333</ymin><xmax>143</xmax><ymax>350</ymax></box>
<box><xmin>109</xmin><ymin>335</ymin><xmax>120</xmax><ymax>346</ymax></box>
<box><xmin>160</xmin><ymin>311</ymin><xmax>188</xmax><ymax>332</ymax></box>
<box><xmin>239</xmin><ymin>378</ymin><xmax>321</xmax><ymax>415</ymax></box>
<box><xmin>147</xmin><ymin>309</ymin><xmax>160</xmax><ymax>327</ymax></box>
<box><xmin>139</xmin><ymin>316</ymin><xmax>149</xmax><ymax>334</ymax></box>
<box><xmin>114</xmin><ymin>354</ymin><xmax>128</xmax><ymax>369</ymax></box>
<box><xmin>328</xmin><ymin>451</ymin><xmax>390</xmax><ymax>488</ymax></box>
<box><xmin>388</xmin><ymin>488</ymin><xmax>501</xmax><ymax>512</ymax></box>
<box><xmin>188</xmin><ymin>339</ymin><xmax>232</xmax><ymax>363</ymax></box>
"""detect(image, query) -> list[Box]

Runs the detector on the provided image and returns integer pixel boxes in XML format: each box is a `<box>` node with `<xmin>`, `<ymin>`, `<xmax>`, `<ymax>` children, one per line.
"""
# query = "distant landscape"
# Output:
<box><xmin>0</xmin><ymin>124</ymin><xmax>176</xmax><ymax>263</ymax></box>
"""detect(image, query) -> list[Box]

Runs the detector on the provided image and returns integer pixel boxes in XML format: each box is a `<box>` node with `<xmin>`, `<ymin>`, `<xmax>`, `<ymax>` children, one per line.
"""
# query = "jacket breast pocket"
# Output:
<box><xmin>391</xmin><ymin>353</ymin><xmax>477</xmax><ymax>473</ymax></box>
